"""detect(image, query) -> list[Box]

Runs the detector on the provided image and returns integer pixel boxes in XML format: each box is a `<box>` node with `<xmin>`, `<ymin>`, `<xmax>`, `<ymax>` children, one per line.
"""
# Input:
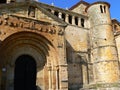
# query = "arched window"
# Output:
<box><xmin>62</xmin><ymin>13</ymin><xmax>65</xmax><ymax>21</ymax></box>
<box><xmin>75</xmin><ymin>17</ymin><xmax>78</xmax><ymax>25</ymax></box>
<box><xmin>81</xmin><ymin>18</ymin><xmax>85</xmax><ymax>27</ymax></box>
<box><xmin>100</xmin><ymin>5</ymin><xmax>106</xmax><ymax>13</ymax></box>
<box><xmin>100</xmin><ymin>5</ymin><xmax>103</xmax><ymax>13</ymax></box>
<box><xmin>104</xmin><ymin>6</ymin><xmax>106</xmax><ymax>13</ymax></box>
<box><xmin>54</xmin><ymin>11</ymin><xmax>59</xmax><ymax>17</ymax></box>
<box><xmin>68</xmin><ymin>15</ymin><xmax>72</xmax><ymax>24</ymax></box>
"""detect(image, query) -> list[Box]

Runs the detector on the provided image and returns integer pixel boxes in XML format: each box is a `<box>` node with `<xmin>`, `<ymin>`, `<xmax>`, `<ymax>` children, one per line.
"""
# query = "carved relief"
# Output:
<box><xmin>58</xmin><ymin>29</ymin><xmax>64</xmax><ymax>35</ymax></box>
<box><xmin>0</xmin><ymin>15</ymin><xmax>64</xmax><ymax>35</ymax></box>
<box><xmin>28</xmin><ymin>6</ymin><xmax>35</xmax><ymax>18</ymax></box>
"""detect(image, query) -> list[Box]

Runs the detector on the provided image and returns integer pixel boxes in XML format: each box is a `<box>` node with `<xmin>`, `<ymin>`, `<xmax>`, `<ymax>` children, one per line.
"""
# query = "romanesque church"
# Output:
<box><xmin>0</xmin><ymin>0</ymin><xmax>120</xmax><ymax>90</ymax></box>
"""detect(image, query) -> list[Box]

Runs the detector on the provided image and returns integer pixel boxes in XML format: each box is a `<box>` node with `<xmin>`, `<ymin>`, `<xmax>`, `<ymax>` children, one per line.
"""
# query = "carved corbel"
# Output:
<box><xmin>58</xmin><ymin>29</ymin><xmax>64</xmax><ymax>35</ymax></box>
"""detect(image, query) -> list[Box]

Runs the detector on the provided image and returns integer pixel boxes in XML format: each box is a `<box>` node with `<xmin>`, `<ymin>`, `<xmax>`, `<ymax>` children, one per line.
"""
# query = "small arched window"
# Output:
<box><xmin>54</xmin><ymin>11</ymin><xmax>59</xmax><ymax>17</ymax></box>
<box><xmin>75</xmin><ymin>17</ymin><xmax>78</xmax><ymax>25</ymax></box>
<box><xmin>104</xmin><ymin>6</ymin><xmax>106</xmax><ymax>13</ymax></box>
<box><xmin>47</xmin><ymin>9</ymin><xmax>51</xmax><ymax>12</ymax></box>
<box><xmin>100</xmin><ymin>5</ymin><xmax>106</xmax><ymax>13</ymax></box>
<box><xmin>100</xmin><ymin>5</ymin><xmax>103</xmax><ymax>13</ymax></box>
<box><xmin>81</xmin><ymin>18</ymin><xmax>85</xmax><ymax>27</ymax></box>
<box><xmin>62</xmin><ymin>13</ymin><xmax>65</xmax><ymax>21</ymax></box>
<box><xmin>68</xmin><ymin>15</ymin><xmax>72</xmax><ymax>24</ymax></box>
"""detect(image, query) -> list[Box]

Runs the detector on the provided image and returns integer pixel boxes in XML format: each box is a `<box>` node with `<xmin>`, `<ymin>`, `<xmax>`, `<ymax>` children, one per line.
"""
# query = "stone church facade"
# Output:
<box><xmin>0</xmin><ymin>0</ymin><xmax>120</xmax><ymax>90</ymax></box>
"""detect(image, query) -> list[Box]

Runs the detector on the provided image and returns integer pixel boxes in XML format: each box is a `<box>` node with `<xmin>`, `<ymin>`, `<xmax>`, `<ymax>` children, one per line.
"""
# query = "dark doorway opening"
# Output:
<box><xmin>14</xmin><ymin>55</ymin><xmax>37</xmax><ymax>90</ymax></box>
<box><xmin>0</xmin><ymin>0</ymin><xmax>6</xmax><ymax>4</ymax></box>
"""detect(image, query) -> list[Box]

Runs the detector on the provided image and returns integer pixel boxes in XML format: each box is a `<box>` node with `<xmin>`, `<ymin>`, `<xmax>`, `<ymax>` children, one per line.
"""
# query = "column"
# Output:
<box><xmin>72</xmin><ymin>16</ymin><xmax>75</xmax><ymax>25</ymax></box>
<box><xmin>47</xmin><ymin>66</ymin><xmax>52</xmax><ymax>90</ymax></box>
<box><xmin>51</xmin><ymin>10</ymin><xmax>55</xmax><ymax>14</ymax></box>
<box><xmin>82</xmin><ymin>64</ymin><xmax>88</xmax><ymax>87</ymax></box>
<box><xmin>65</xmin><ymin>14</ymin><xmax>69</xmax><ymax>23</ymax></box>
<box><xmin>58</xmin><ymin>12</ymin><xmax>62</xmax><ymax>19</ymax></box>
<box><xmin>55</xmin><ymin>66</ymin><xmax>59</xmax><ymax>90</ymax></box>
<box><xmin>58</xmin><ymin>28</ymin><xmax>68</xmax><ymax>90</ymax></box>
<box><xmin>78</xmin><ymin>17</ymin><xmax>81</xmax><ymax>27</ymax></box>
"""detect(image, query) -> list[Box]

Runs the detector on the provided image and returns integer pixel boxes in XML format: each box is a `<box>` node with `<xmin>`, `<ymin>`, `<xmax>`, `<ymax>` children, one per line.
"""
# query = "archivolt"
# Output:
<box><xmin>0</xmin><ymin>31</ymin><xmax>56</xmax><ymax>70</ymax></box>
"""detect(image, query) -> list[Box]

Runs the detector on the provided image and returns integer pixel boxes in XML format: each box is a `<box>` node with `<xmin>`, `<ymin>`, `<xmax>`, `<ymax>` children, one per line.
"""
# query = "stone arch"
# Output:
<box><xmin>0</xmin><ymin>31</ymin><xmax>58</xmax><ymax>90</ymax></box>
<box><xmin>0</xmin><ymin>31</ymin><xmax>54</xmax><ymax>67</ymax></box>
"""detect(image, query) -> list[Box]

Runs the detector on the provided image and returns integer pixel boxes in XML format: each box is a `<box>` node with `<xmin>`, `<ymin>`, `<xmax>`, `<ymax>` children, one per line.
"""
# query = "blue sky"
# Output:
<box><xmin>38</xmin><ymin>0</ymin><xmax>120</xmax><ymax>21</ymax></box>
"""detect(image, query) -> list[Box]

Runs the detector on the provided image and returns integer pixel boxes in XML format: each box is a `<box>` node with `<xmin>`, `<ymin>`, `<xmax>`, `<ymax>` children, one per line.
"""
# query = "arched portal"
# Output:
<box><xmin>0</xmin><ymin>0</ymin><xmax>6</xmax><ymax>4</ymax></box>
<box><xmin>14</xmin><ymin>55</ymin><xmax>37</xmax><ymax>90</ymax></box>
<box><xmin>0</xmin><ymin>31</ymin><xmax>57</xmax><ymax>90</ymax></box>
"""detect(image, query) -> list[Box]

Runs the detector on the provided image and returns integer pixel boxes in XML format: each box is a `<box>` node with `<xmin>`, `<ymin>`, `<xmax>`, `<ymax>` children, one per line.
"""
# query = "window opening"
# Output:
<box><xmin>81</xmin><ymin>18</ymin><xmax>85</xmax><ymax>27</ymax></box>
<box><xmin>54</xmin><ymin>11</ymin><xmax>59</xmax><ymax>17</ymax></box>
<box><xmin>47</xmin><ymin>9</ymin><xmax>51</xmax><ymax>12</ymax></box>
<box><xmin>62</xmin><ymin>13</ymin><xmax>65</xmax><ymax>21</ymax></box>
<box><xmin>69</xmin><ymin>15</ymin><xmax>72</xmax><ymax>24</ymax></box>
<box><xmin>75</xmin><ymin>17</ymin><xmax>78</xmax><ymax>25</ymax></box>
<box><xmin>104</xmin><ymin>6</ymin><xmax>106</xmax><ymax>13</ymax></box>
<box><xmin>100</xmin><ymin>5</ymin><xmax>103</xmax><ymax>13</ymax></box>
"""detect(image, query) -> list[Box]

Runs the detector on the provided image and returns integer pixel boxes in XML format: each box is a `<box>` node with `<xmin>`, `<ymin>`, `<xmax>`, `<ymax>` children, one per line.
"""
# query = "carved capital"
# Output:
<box><xmin>47</xmin><ymin>66</ymin><xmax>52</xmax><ymax>71</ymax></box>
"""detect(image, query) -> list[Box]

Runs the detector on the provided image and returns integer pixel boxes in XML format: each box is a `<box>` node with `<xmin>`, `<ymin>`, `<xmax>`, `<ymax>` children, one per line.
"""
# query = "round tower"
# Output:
<box><xmin>86</xmin><ymin>1</ymin><xmax>120</xmax><ymax>89</ymax></box>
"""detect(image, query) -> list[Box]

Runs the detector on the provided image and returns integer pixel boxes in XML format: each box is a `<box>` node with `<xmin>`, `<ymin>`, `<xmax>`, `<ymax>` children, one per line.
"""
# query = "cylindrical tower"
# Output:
<box><xmin>86</xmin><ymin>1</ymin><xmax>120</xmax><ymax>89</ymax></box>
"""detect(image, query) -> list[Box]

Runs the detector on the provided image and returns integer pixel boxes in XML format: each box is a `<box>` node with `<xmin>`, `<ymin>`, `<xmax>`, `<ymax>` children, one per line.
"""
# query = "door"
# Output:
<box><xmin>14</xmin><ymin>55</ymin><xmax>37</xmax><ymax>90</ymax></box>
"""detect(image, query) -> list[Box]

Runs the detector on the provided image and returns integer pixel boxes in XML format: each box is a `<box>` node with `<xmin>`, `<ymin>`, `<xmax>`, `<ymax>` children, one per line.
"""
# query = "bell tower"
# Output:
<box><xmin>86</xmin><ymin>1</ymin><xmax>120</xmax><ymax>89</ymax></box>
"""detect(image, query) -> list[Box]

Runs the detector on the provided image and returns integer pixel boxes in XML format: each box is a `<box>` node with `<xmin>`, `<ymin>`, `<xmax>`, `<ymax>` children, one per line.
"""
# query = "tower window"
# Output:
<box><xmin>68</xmin><ymin>15</ymin><xmax>72</xmax><ymax>24</ymax></box>
<box><xmin>62</xmin><ymin>13</ymin><xmax>65</xmax><ymax>21</ymax></box>
<box><xmin>47</xmin><ymin>9</ymin><xmax>51</xmax><ymax>12</ymax></box>
<box><xmin>100</xmin><ymin>5</ymin><xmax>106</xmax><ymax>13</ymax></box>
<box><xmin>100</xmin><ymin>5</ymin><xmax>103</xmax><ymax>13</ymax></box>
<box><xmin>0</xmin><ymin>0</ymin><xmax>6</xmax><ymax>4</ymax></box>
<box><xmin>54</xmin><ymin>11</ymin><xmax>59</xmax><ymax>17</ymax></box>
<box><xmin>81</xmin><ymin>18</ymin><xmax>85</xmax><ymax>27</ymax></box>
<box><xmin>75</xmin><ymin>17</ymin><xmax>78</xmax><ymax>25</ymax></box>
<box><xmin>104</xmin><ymin>6</ymin><xmax>106</xmax><ymax>13</ymax></box>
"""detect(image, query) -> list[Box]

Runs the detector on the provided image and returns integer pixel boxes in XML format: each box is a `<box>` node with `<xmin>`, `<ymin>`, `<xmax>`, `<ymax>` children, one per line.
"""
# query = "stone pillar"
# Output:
<box><xmin>51</xmin><ymin>10</ymin><xmax>55</xmax><ymax>14</ymax></box>
<box><xmin>65</xmin><ymin>14</ymin><xmax>69</xmax><ymax>23</ymax></box>
<box><xmin>78</xmin><ymin>17</ymin><xmax>81</xmax><ymax>27</ymax></box>
<box><xmin>82</xmin><ymin>64</ymin><xmax>88</xmax><ymax>86</ymax></box>
<box><xmin>72</xmin><ymin>16</ymin><xmax>75</xmax><ymax>25</ymax></box>
<box><xmin>48</xmin><ymin>66</ymin><xmax>52</xmax><ymax>90</ymax></box>
<box><xmin>58</xmin><ymin>12</ymin><xmax>62</xmax><ymax>19</ymax></box>
<box><xmin>55</xmin><ymin>66</ymin><xmax>59</xmax><ymax>90</ymax></box>
<box><xmin>58</xmin><ymin>27</ymin><xmax>68</xmax><ymax>90</ymax></box>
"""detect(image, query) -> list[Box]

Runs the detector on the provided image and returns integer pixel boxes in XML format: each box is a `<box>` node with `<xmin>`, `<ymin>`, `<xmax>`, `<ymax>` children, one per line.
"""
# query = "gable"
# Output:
<box><xmin>0</xmin><ymin>1</ymin><xmax>66</xmax><ymax>25</ymax></box>
<box><xmin>69</xmin><ymin>1</ymin><xmax>89</xmax><ymax>15</ymax></box>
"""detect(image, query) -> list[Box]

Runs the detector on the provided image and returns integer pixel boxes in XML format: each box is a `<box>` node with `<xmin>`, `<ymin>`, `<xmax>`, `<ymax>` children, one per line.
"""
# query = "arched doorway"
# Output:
<box><xmin>0</xmin><ymin>0</ymin><xmax>6</xmax><ymax>4</ymax></box>
<box><xmin>14</xmin><ymin>55</ymin><xmax>37</xmax><ymax>90</ymax></box>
